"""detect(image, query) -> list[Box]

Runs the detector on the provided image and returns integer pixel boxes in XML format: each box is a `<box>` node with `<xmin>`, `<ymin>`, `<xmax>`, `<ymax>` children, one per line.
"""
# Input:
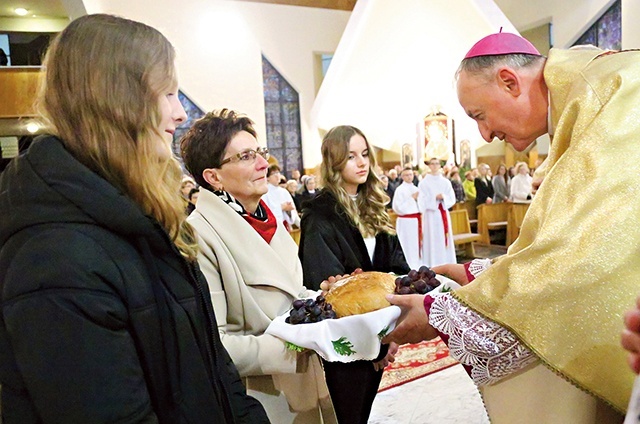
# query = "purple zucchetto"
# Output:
<box><xmin>464</xmin><ymin>29</ymin><xmax>540</xmax><ymax>59</ymax></box>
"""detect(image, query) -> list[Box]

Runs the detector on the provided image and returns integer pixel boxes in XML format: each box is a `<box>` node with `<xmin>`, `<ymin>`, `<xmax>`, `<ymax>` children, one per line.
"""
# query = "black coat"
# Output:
<box><xmin>0</xmin><ymin>136</ymin><xmax>269</xmax><ymax>424</ymax></box>
<box><xmin>474</xmin><ymin>176</ymin><xmax>494</xmax><ymax>206</ymax></box>
<box><xmin>298</xmin><ymin>190</ymin><xmax>410</xmax><ymax>290</ymax></box>
<box><xmin>298</xmin><ymin>190</ymin><xmax>409</xmax><ymax>424</ymax></box>
<box><xmin>293</xmin><ymin>189</ymin><xmax>316</xmax><ymax>211</ymax></box>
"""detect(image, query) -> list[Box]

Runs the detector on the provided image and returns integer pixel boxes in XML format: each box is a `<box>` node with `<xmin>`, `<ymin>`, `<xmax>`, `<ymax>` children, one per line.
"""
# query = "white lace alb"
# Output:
<box><xmin>467</xmin><ymin>258</ymin><xmax>492</xmax><ymax>279</ymax></box>
<box><xmin>429</xmin><ymin>293</ymin><xmax>537</xmax><ymax>386</ymax></box>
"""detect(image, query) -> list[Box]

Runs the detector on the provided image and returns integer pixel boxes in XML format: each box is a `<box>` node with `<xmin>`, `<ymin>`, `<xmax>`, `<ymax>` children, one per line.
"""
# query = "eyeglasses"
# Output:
<box><xmin>219</xmin><ymin>147</ymin><xmax>270</xmax><ymax>166</ymax></box>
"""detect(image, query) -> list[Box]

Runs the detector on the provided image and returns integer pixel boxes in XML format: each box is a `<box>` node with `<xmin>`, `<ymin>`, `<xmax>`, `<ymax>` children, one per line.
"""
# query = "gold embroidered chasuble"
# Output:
<box><xmin>454</xmin><ymin>47</ymin><xmax>640</xmax><ymax>413</ymax></box>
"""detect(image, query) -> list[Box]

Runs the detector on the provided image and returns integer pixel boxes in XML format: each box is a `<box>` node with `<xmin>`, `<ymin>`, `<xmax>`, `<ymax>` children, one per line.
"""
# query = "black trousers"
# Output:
<box><xmin>321</xmin><ymin>345</ymin><xmax>388</xmax><ymax>424</ymax></box>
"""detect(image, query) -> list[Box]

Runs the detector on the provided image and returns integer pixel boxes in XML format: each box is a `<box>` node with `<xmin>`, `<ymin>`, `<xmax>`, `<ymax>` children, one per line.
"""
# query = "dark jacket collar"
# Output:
<box><xmin>302</xmin><ymin>189</ymin><xmax>373</xmax><ymax>269</ymax></box>
<box><xmin>0</xmin><ymin>135</ymin><xmax>161</xmax><ymax>247</ymax></box>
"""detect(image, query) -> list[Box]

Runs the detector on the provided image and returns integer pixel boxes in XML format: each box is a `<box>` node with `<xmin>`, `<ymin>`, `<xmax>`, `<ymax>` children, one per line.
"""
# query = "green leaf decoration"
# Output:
<box><xmin>285</xmin><ymin>341</ymin><xmax>304</xmax><ymax>352</ymax></box>
<box><xmin>441</xmin><ymin>285</ymin><xmax>452</xmax><ymax>293</ymax></box>
<box><xmin>377</xmin><ymin>325</ymin><xmax>390</xmax><ymax>341</ymax></box>
<box><xmin>332</xmin><ymin>336</ymin><xmax>356</xmax><ymax>356</ymax></box>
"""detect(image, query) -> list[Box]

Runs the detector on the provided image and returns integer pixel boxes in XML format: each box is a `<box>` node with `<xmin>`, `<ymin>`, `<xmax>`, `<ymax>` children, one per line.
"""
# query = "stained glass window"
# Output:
<box><xmin>573</xmin><ymin>0</ymin><xmax>621</xmax><ymax>50</ymax></box>
<box><xmin>262</xmin><ymin>55</ymin><xmax>303</xmax><ymax>179</ymax></box>
<box><xmin>172</xmin><ymin>90</ymin><xmax>205</xmax><ymax>166</ymax></box>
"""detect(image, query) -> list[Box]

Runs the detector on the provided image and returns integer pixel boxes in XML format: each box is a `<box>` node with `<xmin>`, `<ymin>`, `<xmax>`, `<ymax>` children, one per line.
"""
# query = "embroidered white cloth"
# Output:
<box><xmin>467</xmin><ymin>258</ymin><xmax>492</xmax><ymax>279</ymax></box>
<box><xmin>267</xmin><ymin>305</ymin><xmax>401</xmax><ymax>362</ymax></box>
<box><xmin>429</xmin><ymin>293</ymin><xmax>537</xmax><ymax>386</ymax></box>
<box><xmin>267</xmin><ymin>276</ymin><xmax>460</xmax><ymax>362</ymax></box>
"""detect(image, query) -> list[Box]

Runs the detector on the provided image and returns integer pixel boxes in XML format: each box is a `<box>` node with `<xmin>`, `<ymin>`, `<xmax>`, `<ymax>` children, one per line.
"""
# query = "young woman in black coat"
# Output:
<box><xmin>0</xmin><ymin>14</ymin><xmax>268</xmax><ymax>424</ymax></box>
<box><xmin>299</xmin><ymin>125</ymin><xmax>410</xmax><ymax>424</ymax></box>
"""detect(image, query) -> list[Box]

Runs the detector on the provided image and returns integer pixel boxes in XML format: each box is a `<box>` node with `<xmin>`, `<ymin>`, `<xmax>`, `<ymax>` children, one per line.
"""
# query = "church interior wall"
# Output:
<box><xmin>82</xmin><ymin>0</ymin><xmax>350</xmax><ymax>170</ymax></box>
<box><xmin>494</xmin><ymin>0</ymin><xmax>615</xmax><ymax>47</ymax></box>
<box><xmin>2</xmin><ymin>0</ymin><xmax>638</xmax><ymax>171</ymax></box>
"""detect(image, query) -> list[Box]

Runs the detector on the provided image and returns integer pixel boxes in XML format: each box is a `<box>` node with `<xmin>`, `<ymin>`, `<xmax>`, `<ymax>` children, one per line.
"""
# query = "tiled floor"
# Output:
<box><xmin>457</xmin><ymin>243</ymin><xmax>507</xmax><ymax>263</ymax></box>
<box><xmin>370</xmin><ymin>364</ymin><xmax>490</xmax><ymax>423</ymax></box>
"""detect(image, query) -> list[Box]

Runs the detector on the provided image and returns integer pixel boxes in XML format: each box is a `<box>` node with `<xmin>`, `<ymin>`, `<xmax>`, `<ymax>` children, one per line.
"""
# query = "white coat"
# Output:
<box><xmin>188</xmin><ymin>189</ymin><xmax>334</xmax><ymax>424</ymax></box>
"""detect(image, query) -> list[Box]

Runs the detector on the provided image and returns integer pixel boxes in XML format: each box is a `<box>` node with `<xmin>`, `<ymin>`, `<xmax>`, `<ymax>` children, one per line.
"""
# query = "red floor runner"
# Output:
<box><xmin>378</xmin><ymin>337</ymin><xmax>458</xmax><ymax>392</ymax></box>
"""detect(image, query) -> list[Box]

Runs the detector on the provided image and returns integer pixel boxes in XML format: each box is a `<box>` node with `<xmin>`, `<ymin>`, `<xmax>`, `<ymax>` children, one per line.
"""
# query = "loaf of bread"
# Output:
<box><xmin>324</xmin><ymin>271</ymin><xmax>396</xmax><ymax>318</ymax></box>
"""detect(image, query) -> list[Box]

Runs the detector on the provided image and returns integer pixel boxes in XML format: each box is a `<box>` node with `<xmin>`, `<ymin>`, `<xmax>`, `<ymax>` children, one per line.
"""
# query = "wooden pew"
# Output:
<box><xmin>451</xmin><ymin>203</ymin><xmax>465</xmax><ymax>212</ymax></box>
<box><xmin>477</xmin><ymin>203</ymin><xmax>509</xmax><ymax>245</ymax></box>
<box><xmin>506</xmin><ymin>202</ymin><xmax>531</xmax><ymax>246</ymax></box>
<box><xmin>290</xmin><ymin>228</ymin><xmax>301</xmax><ymax>246</ymax></box>
<box><xmin>450</xmin><ymin>209</ymin><xmax>481</xmax><ymax>258</ymax></box>
<box><xmin>452</xmin><ymin>201</ymin><xmax>478</xmax><ymax>229</ymax></box>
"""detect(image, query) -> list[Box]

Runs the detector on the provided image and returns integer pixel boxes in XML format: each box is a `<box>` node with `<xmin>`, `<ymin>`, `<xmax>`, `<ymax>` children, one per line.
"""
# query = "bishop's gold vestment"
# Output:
<box><xmin>454</xmin><ymin>47</ymin><xmax>640</xmax><ymax>417</ymax></box>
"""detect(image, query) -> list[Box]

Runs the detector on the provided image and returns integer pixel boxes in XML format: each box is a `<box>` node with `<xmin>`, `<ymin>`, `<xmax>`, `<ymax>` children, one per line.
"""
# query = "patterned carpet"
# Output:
<box><xmin>378</xmin><ymin>337</ymin><xmax>458</xmax><ymax>392</ymax></box>
<box><xmin>376</xmin><ymin>243</ymin><xmax>503</xmax><ymax>393</ymax></box>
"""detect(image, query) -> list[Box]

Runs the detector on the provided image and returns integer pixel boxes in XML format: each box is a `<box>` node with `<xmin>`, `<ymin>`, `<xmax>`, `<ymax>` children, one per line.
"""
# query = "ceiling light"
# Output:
<box><xmin>26</xmin><ymin>122</ymin><xmax>40</xmax><ymax>133</ymax></box>
<box><xmin>14</xmin><ymin>8</ymin><xmax>29</xmax><ymax>16</ymax></box>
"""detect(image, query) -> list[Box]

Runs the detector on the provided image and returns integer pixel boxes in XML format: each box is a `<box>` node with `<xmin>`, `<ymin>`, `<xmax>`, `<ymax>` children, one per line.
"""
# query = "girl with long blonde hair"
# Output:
<box><xmin>319</xmin><ymin>126</ymin><xmax>395</xmax><ymax>238</ymax></box>
<box><xmin>38</xmin><ymin>13</ymin><xmax>196</xmax><ymax>258</ymax></box>
<box><xmin>299</xmin><ymin>125</ymin><xmax>409</xmax><ymax>424</ymax></box>
<box><xmin>0</xmin><ymin>14</ymin><xmax>267</xmax><ymax>423</ymax></box>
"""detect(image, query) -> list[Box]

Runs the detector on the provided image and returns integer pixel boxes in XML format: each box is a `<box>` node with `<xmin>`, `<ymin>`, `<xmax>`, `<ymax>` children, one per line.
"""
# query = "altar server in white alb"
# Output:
<box><xmin>263</xmin><ymin>164</ymin><xmax>300</xmax><ymax>230</ymax></box>
<box><xmin>392</xmin><ymin>167</ymin><xmax>422</xmax><ymax>270</ymax></box>
<box><xmin>418</xmin><ymin>158</ymin><xmax>456</xmax><ymax>266</ymax></box>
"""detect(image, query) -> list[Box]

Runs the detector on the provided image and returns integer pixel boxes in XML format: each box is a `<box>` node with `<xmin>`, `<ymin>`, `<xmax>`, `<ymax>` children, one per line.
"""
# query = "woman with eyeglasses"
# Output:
<box><xmin>180</xmin><ymin>109</ymin><xmax>336</xmax><ymax>424</ymax></box>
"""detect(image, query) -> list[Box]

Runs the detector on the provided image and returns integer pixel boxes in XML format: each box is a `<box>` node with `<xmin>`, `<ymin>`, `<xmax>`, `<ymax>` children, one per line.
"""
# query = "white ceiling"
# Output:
<box><xmin>0</xmin><ymin>0</ymin><xmax>69</xmax><ymax>18</ymax></box>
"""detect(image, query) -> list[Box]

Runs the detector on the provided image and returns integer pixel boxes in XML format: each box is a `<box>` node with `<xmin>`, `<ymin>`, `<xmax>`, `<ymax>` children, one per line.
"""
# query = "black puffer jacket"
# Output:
<box><xmin>299</xmin><ymin>189</ymin><xmax>410</xmax><ymax>290</ymax></box>
<box><xmin>0</xmin><ymin>136</ymin><xmax>269</xmax><ymax>424</ymax></box>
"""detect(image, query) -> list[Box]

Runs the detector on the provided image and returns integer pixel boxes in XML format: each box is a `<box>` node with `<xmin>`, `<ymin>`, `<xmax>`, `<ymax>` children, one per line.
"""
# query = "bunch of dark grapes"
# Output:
<box><xmin>286</xmin><ymin>295</ymin><xmax>337</xmax><ymax>325</ymax></box>
<box><xmin>394</xmin><ymin>265</ymin><xmax>441</xmax><ymax>295</ymax></box>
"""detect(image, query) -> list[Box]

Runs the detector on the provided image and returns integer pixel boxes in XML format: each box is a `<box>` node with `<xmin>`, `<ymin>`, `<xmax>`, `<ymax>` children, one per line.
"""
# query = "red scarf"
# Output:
<box><xmin>242</xmin><ymin>200</ymin><xmax>277</xmax><ymax>244</ymax></box>
<box><xmin>438</xmin><ymin>203</ymin><xmax>449</xmax><ymax>247</ymax></box>
<box><xmin>397</xmin><ymin>213</ymin><xmax>423</xmax><ymax>258</ymax></box>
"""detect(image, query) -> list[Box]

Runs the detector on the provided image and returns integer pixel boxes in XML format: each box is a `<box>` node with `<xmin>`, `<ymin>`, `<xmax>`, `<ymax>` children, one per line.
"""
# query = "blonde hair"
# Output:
<box><xmin>515</xmin><ymin>161</ymin><xmax>530</xmax><ymax>174</ymax></box>
<box><xmin>320</xmin><ymin>126</ymin><xmax>394</xmax><ymax>237</ymax></box>
<box><xmin>38</xmin><ymin>14</ymin><xmax>197</xmax><ymax>259</ymax></box>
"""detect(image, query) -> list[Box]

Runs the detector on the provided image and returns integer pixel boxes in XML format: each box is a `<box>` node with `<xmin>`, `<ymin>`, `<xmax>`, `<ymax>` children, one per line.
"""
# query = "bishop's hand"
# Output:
<box><xmin>382</xmin><ymin>294</ymin><xmax>437</xmax><ymax>345</ymax></box>
<box><xmin>431</xmin><ymin>263</ymin><xmax>469</xmax><ymax>286</ymax></box>
<box><xmin>622</xmin><ymin>294</ymin><xmax>640</xmax><ymax>374</ymax></box>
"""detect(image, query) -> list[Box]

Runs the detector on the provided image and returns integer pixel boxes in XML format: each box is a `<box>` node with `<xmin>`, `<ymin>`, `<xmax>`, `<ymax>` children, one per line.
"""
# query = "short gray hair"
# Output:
<box><xmin>456</xmin><ymin>53</ymin><xmax>545</xmax><ymax>80</ymax></box>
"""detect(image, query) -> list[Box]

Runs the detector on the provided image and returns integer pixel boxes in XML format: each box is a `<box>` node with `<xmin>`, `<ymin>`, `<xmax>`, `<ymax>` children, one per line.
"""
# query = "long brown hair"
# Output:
<box><xmin>495</xmin><ymin>163</ymin><xmax>508</xmax><ymax>185</ymax></box>
<box><xmin>320</xmin><ymin>126</ymin><xmax>394</xmax><ymax>237</ymax></box>
<box><xmin>38</xmin><ymin>14</ymin><xmax>197</xmax><ymax>259</ymax></box>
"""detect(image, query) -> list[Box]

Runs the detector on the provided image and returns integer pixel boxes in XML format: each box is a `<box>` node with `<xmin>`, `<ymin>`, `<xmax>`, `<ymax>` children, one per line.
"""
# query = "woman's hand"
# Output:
<box><xmin>621</xmin><ymin>294</ymin><xmax>640</xmax><ymax>374</ymax></box>
<box><xmin>319</xmin><ymin>268</ymin><xmax>363</xmax><ymax>294</ymax></box>
<box><xmin>373</xmin><ymin>342</ymin><xmax>398</xmax><ymax>372</ymax></box>
<box><xmin>431</xmin><ymin>264</ymin><xmax>469</xmax><ymax>286</ymax></box>
<box><xmin>382</xmin><ymin>294</ymin><xmax>437</xmax><ymax>345</ymax></box>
